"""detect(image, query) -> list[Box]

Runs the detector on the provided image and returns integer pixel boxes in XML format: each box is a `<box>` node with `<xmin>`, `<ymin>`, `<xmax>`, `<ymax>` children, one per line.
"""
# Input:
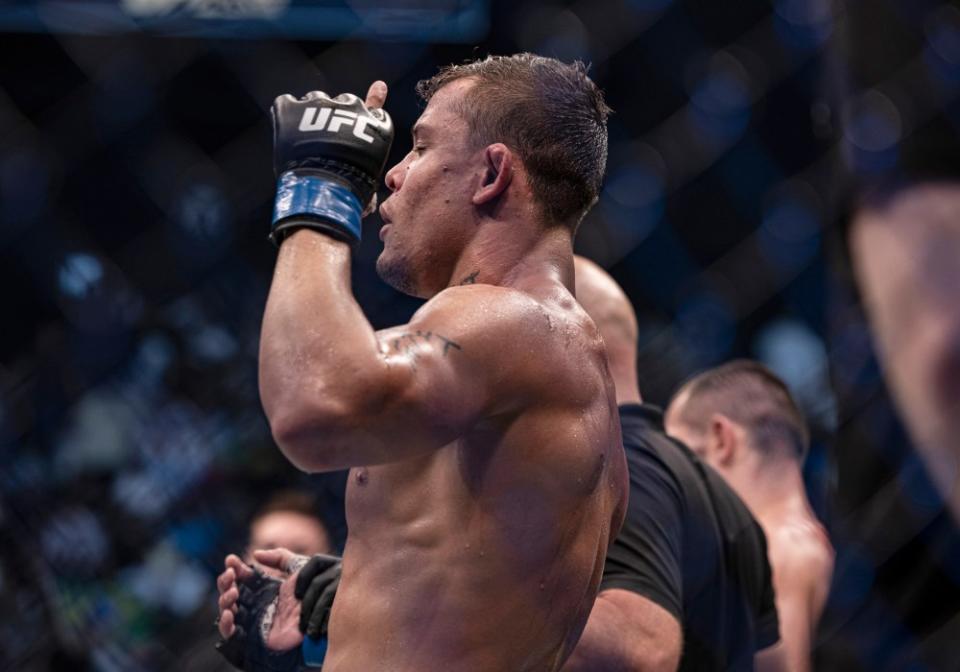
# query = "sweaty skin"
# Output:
<box><xmin>253</xmin><ymin>79</ymin><xmax>628</xmax><ymax>672</ymax></box>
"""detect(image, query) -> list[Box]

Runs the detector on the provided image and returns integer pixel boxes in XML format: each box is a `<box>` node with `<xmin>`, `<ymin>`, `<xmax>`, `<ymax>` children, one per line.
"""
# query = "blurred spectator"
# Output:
<box><xmin>246</xmin><ymin>490</ymin><xmax>334</xmax><ymax>575</ymax></box>
<box><xmin>179</xmin><ymin>490</ymin><xmax>333</xmax><ymax>671</ymax></box>
<box><xmin>816</xmin><ymin>2</ymin><xmax>960</xmax><ymax>667</ymax></box>
<box><xmin>848</xmin><ymin>185</ymin><xmax>960</xmax><ymax>522</ymax></box>
<box><xmin>830</xmin><ymin>0</ymin><xmax>960</xmax><ymax>522</ymax></box>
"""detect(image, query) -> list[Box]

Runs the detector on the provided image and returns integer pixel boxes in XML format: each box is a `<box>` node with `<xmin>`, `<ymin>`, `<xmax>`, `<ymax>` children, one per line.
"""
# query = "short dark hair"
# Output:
<box><xmin>416</xmin><ymin>53</ymin><xmax>610</xmax><ymax>227</ymax></box>
<box><xmin>672</xmin><ymin>359</ymin><xmax>809</xmax><ymax>461</ymax></box>
<box><xmin>251</xmin><ymin>490</ymin><xmax>321</xmax><ymax>524</ymax></box>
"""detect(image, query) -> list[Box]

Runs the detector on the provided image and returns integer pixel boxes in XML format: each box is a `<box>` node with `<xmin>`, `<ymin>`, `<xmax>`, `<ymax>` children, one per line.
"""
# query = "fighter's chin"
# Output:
<box><xmin>376</xmin><ymin>251</ymin><xmax>423</xmax><ymax>298</ymax></box>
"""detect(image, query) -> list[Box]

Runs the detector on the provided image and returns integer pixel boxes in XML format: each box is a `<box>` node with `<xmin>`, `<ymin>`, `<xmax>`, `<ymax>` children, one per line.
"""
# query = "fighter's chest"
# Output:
<box><xmin>344</xmin><ymin>451</ymin><xmax>460</xmax><ymax>520</ymax></box>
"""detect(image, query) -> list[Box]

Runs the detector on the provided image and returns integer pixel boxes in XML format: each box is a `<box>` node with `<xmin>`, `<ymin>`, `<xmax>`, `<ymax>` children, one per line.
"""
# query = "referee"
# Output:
<box><xmin>563</xmin><ymin>256</ymin><xmax>782</xmax><ymax>671</ymax></box>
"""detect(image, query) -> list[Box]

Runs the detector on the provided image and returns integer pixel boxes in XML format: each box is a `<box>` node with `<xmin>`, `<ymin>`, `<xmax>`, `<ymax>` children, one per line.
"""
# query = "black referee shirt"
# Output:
<box><xmin>601</xmin><ymin>404</ymin><xmax>780</xmax><ymax>671</ymax></box>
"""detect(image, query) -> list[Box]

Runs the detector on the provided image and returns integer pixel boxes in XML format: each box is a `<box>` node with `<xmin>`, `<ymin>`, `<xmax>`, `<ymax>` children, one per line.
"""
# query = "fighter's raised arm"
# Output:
<box><xmin>261</xmin><ymin>260</ymin><xmax>574</xmax><ymax>471</ymax></box>
<box><xmin>258</xmin><ymin>79</ymin><xmax>578</xmax><ymax>472</ymax></box>
<box><xmin>233</xmin><ymin>56</ymin><xmax>626</xmax><ymax>672</ymax></box>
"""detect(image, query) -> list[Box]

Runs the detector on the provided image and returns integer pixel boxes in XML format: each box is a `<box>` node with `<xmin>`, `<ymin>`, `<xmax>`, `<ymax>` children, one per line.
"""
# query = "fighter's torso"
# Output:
<box><xmin>326</xmin><ymin>366</ymin><xmax>625</xmax><ymax>671</ymax></box>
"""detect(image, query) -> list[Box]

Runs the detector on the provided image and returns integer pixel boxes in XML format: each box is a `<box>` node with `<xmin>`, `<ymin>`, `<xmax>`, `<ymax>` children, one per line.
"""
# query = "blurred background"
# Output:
<box><xmin>1</xmin><ymin>0</ymin><xmax>958</xmax><ymax>669</ymax></box>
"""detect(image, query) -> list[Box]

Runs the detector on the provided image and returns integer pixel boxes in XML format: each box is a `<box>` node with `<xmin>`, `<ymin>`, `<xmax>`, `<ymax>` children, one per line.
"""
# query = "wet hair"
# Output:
<box><xmin>671</xmin><ymin>359</ymin><xmax>809</xmax><ymax>462</ymax></box>
<box><xmin>416</xmin><ymin>53</ymin><xmax>610</xmax><ymax>227</ymax></box>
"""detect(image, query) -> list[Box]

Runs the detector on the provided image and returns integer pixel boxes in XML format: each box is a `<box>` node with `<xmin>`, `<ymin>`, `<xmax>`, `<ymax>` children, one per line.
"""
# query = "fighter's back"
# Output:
<box><xmin>325</xmin><ymin>283</ymin><xmax>628</xmax><ymax>672</ymax></box>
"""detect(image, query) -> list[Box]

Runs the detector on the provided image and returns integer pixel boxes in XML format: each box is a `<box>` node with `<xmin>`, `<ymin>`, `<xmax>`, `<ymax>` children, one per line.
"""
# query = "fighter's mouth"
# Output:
<box><xmin>378</xmin><ymin>206</ymin><xmax>393</xmax><ymax>241</ymax></box>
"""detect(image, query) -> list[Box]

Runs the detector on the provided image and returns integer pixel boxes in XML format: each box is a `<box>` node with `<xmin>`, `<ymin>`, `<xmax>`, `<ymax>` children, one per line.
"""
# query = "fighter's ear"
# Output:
<box><xmin>708</xmin><ymin>413</ymin><xmax>738</xmax><ymax>466</ymax></box>
<box><xmin>472</xmin><ymin>143</ymin><xmax>513</xmax><ymax>205</ymax></box>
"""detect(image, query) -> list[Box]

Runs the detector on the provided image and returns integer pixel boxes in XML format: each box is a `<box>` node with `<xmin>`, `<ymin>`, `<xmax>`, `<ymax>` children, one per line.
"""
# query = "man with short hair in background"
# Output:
<box><xmin>665</xmin><ymin>361</ymin><xmax>834</xmax><ymax>672</ymax></box>
<box><xmin>181</xmin><ymin>491</ymin><xmax>335</xmax><ymax>672</ymax></box>
<box><xmin>245</xmin><ymin>491</ymin><xmax>333</xmax><ymax>577</ymax></box>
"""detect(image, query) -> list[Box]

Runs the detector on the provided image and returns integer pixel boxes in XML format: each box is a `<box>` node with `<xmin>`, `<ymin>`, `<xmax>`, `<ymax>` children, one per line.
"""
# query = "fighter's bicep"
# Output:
<box><xmin>372</xmin><ymin>289</ymin><xmax>548</xmax><ymax>440</ymax></box>
<box><xmin>375</xmin><ymin>324</ymin><xmax>486</xmax><ymax>435</ymax></box>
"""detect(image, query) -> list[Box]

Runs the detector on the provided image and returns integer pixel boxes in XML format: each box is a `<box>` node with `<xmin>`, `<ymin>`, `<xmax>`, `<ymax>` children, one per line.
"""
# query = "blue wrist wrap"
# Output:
<box><xmin>301</xmin><ymin>637</ymin><xmax>328</xmax><ymax>667</ymax></box>
<box><xmin>272</xmin><ymin>172</ymin><xmax>363</xmax><ymax>242</ymax></box>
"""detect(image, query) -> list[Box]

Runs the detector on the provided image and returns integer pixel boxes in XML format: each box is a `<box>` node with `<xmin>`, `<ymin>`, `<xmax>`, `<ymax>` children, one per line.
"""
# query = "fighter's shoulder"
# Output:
<box><xmin>768</xmin><ymin>519</ymin><xmax>835</xmax><ymax>588</ymax></box>
<box><xmin>413</xmin><ymin>285</ymin><xmax>594</xmax><ymax>389</ymax></box>
<box><xmin>415</xmin><ymin>285</ymin><xmax>585</xmax><ymax>352</ymax></box>
<box><xmin>419</xmin><ymin>283</ymin><xmax>538</xmax><ymax>313</ymax></box>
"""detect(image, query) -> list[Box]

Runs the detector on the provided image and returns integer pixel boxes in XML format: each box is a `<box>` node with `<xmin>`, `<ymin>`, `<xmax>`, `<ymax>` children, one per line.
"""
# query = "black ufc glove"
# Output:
<box><xmin>215</xmin><ymin>565</ymin><xmax>309</xmax><ymax>671</ymax></box>
<box><xmin>270</xmin><ymin>90</ymin><xmax>394</xmax><ymax>246</ymax></box>
<box><xmin>295</xmin><ymin>553</ymin><xmax>342</xmax><ymax>640</ymax></box>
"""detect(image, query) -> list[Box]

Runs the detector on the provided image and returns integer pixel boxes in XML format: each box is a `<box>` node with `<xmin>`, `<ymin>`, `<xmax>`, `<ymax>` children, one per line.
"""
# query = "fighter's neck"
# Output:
<box><xmin>446</xmin><ymin>223</ymin><xmax>575</xmax><ymax>293</ymax></box>
<box><xmin>733</xmin><ymin>460</ymin><xmax>817</xmax><ymax>526</ymax></box>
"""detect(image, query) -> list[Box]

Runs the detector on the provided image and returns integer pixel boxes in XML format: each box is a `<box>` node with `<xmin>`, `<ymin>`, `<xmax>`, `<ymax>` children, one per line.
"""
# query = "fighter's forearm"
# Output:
<box><xmin>259</xmin><ymin>229</ymin><xmax>388</xmax><ymax>470</ymax></box>
<box><xmin>561</xmin><ymin>624</ymin><xmax>632</xmax><ymax>672</ymax></box>
<box><xmin>563</xmin><ymin>626</ymin><xmax>670</xmax><ymax>672</ymax></box>
<box><xmin>562</xmin><ymin>593</ymin><xmax>679</xmax><ymax>672</ymax></box>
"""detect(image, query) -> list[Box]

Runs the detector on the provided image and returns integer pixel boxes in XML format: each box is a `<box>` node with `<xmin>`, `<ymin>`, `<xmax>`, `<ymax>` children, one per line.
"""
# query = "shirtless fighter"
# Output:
<box><xmin>217</xmin><ymin>258</ymin><xmax>784</xmax><ymax>672</ymax></box>
<box><xmin>217</xmin><ymin>54</ymin><xmax>627</xmax><ymax>672</ymax></box>
<box><xmin>665</xmin><ymin>362</ymin><xmax>834</xmax><ymax>672</ymax></box>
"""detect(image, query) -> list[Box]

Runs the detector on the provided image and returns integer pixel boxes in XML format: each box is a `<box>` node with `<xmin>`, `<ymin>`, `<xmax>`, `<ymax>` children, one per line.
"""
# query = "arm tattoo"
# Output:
<box><xmin>389</xmin><ymin>330</ymin><xmax>463</xmax><ymax>358</ymax></box>
<box><xmin>438</xmin><ymin>335</ymin><xmax>462</xmax><ymax>356</ymax></box>
<box><xmin>459</xmin><ymin>271</ymin><xmax>479</xmax><ymax>285</ymax></box>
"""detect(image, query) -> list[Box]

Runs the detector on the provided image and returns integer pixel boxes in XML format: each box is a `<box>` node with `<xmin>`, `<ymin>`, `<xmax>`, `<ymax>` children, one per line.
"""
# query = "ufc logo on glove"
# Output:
<box><xmin>298</xmin><ymin>107</ymin><xmax>389</xmax><ymax>143</ymax></box>
<box><xmin>295</xmin><ymin>91</ymin><xmax>392</xmax><ymax>144</ymax></box>
<box><xmin>269</xmin><ymin>89</ymin><xmax>394</xmax><ymax>246</ymax></box>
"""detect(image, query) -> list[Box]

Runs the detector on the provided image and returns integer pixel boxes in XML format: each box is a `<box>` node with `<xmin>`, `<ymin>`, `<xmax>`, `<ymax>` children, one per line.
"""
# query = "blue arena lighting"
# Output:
<box><xmin>0</xmin><ymin>0</ymin><xmax>490</xmax><ymax>41</ymax></box>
